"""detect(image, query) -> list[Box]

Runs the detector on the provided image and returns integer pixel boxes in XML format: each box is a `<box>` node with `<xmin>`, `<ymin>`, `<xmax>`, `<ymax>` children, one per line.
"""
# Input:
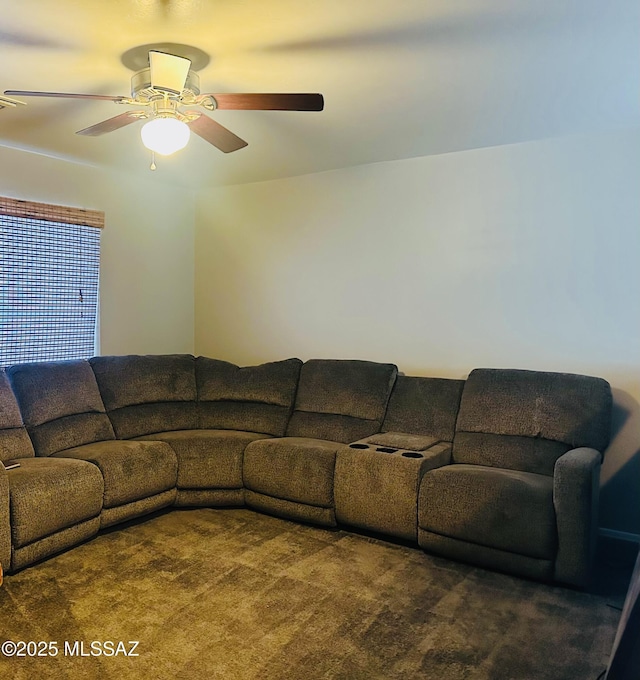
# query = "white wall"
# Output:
<box><xmin>0</xmin><ymin>145</ymin><xmax>195</xmax><ymax>355</ymax></box>
<box><xmin>195</xmin><ymin>127</ymin><xmax>640</xmax><ymax>536</ymax></box>
<box><xmin>2</xmin><ymin>129</ymin><xmax>637</xmax><ymax>535</ymax></box>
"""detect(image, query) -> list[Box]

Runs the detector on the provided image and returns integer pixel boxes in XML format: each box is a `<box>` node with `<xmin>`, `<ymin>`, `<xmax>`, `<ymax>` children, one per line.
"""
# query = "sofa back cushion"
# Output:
<box><xmin>382</xmin><ymin>375</ymin><xmax>465</xmax><ymax>441</ymax></box>
<box><xmin>0</xmin><ymin>371</ymin><xmax>35</xmax><ymax>463</ymax></box>
<box><xmin>453</xmin><ymin>368</ymin><xmax>612</xmax><ymax>475</ymax></box>
<box><xmin>90</xmin><ymin>355</ymin><xmax>198</xmax><ymax>439</ymax></box>
<box><xmin>286</xmin><ymin>359</ymin><xmax>398</xmax><ymax>443</ymax></box>
<box><xmin>7</xmin><ymin>360</ymin><xmax>115</xmax><ymax>456</ymax></box>
<box><xmin>196</xmin><ymin>357</ymin><xmax>302</xmax><ymax>436</ymax></box>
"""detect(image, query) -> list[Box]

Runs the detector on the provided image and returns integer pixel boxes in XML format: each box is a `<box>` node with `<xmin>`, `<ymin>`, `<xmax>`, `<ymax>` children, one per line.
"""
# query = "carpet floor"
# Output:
<box><xmin>0</xmin><ymin>508</ymin><xmax>620</xmax><ymax>680</ymax></box>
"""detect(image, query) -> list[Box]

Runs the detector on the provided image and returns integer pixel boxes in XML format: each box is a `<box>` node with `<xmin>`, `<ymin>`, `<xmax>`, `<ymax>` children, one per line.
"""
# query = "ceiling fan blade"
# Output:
<box><xmin>4</xmin><ymin>90</ymin><xmax>126</xmax><ymax>102</ymax></box>
<box><xmin>76</xmin><ymin>112</ymin><xmax>142</xmax><ymax>136</ymax></box>
<box><xmin>0</xmin><ymin>29</ymin><xmax>72</xmax><ymax>49</ymax></box>
<box><xmin>0</xmin><ymin>95</ymin><xmax>26</xmax><ymax>107</ymax></box>
<box><xmin>188</xmin><ymin>114</ymin><xmax>248</xmax><ymax>153</ymax></box>
<box><xmin>207</xmin><ymin>93</ymin><xmax>324</xmax><ymax>111</ymax></box>
<box><xmin>149</xmin><ymin>51</ymin><xmax>191</xmax><ymax>94</ymax></box>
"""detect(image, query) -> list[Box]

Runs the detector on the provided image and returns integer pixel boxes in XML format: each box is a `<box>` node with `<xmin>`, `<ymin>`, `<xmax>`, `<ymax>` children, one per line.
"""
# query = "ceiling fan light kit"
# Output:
<box><xmin>4</xmin><ymin>44</ymin><xmax>324</xmax><ymax>165</ymax></box>
<box><xmin>141</xmin><ymin>116</ymin><xmax>190</xmax><ymax>155</ymax></box>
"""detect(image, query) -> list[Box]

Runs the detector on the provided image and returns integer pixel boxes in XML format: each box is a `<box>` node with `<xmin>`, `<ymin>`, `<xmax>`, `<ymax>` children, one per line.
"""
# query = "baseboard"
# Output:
<box><xmin>599</xmin><ymin>528</ymin><xmax>640</xmax><ymax>544</ymax></box>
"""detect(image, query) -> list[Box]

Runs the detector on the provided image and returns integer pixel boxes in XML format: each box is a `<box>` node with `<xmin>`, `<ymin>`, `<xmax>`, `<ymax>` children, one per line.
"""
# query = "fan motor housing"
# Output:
<box><xmin>131</xmin><ymin>68</ymin><xmax>200</xmax><ymax>99</ymax></box>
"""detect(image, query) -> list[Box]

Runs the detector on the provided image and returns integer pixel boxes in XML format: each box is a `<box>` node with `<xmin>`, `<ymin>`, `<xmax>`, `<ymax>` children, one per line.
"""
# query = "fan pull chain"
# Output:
<box><xmin>150</xmin><ymin>152</ymin><xmax>157</xmax><ymax>171</ymax></box>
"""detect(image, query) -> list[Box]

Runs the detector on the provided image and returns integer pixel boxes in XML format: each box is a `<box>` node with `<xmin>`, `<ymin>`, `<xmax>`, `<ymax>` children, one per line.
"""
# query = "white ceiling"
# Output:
<box><xmin>0</xmin><ymin>0</ymin><xmax>637</xmax><ymax>188</ymax></box>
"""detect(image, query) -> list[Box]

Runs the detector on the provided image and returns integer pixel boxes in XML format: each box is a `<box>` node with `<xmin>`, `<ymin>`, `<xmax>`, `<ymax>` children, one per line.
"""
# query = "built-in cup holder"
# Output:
<box><xmin>376</xmin><ymin>447</ymin><xmax>397</xmax><ymax>453</ymax></box>
<box><xmin>349</xmin><ymin>443</ymin><xmax>369</xmax><ymax>449</ymax></box>
<box><xmin>402</xmin><ymin>451</ymin><xmax>424</xmax><ymax>459</ymax></box>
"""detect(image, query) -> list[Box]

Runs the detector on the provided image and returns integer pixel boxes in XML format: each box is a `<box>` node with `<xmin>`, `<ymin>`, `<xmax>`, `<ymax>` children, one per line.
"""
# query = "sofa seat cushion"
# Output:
<box><xmin>7</xmin><ymin>457</ymin><xmax>104</xmax><ymax>548</ymax></box>
<box><xmin>244</xmin><ymin>437</ymin><xmax>340</xmax><ymax>508</ymax></box>
<box><xmin>135</xmin><ymin>429</ymin><xmax>270</xmax><ymax>490</ymax></box>
<box><xmin>53</xmin><ymin>440</ymin><xmax>177</xmax><ymax>509</ymax></box>
<box><xmin>418</xmin><ymin>464</ymin><xmax>557</xmax><ymax>560</ymax></box>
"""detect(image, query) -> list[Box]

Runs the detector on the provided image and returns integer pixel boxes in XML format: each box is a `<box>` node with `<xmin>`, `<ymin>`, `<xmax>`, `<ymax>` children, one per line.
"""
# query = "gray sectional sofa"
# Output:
<box><xmin>0</xmin><ymin>355</ymin><xmax>612</xmax><ymax>587</ymax></box>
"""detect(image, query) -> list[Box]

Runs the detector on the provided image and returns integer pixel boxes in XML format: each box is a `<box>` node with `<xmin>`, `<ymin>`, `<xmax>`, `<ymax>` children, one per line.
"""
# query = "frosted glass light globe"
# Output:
<box><xmin>140</xmin><ymin>117</ymin><xmax>190</xmax><ymax>156</ymax></box>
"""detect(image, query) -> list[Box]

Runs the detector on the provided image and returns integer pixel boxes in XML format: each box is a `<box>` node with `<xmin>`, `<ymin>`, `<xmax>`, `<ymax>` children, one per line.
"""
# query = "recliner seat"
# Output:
<box><xmin>0</xmin><ymin>370</ymin><xmax>104</xmax><ymax>571</ymax></box>
<box><xmin>243</xmin><ymin>359</ymin><xmax>398</xmax><ymax>527</ymax></box>
<box><xmin>7</xmin><ymin>360</ymin><xmax>178</xmax><ymax>529</ymax></box>
<box><xmin>417</xmin><ymin>368</ymin><xmax>612</xmax><ymax>586</ymax></box>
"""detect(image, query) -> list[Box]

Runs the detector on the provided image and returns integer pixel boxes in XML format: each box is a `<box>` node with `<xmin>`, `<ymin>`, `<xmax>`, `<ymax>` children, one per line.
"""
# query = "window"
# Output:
<box><xmin>0</xmin><ymin>197</ymin><xmax>103</xmax><ymax>366</ymax></box>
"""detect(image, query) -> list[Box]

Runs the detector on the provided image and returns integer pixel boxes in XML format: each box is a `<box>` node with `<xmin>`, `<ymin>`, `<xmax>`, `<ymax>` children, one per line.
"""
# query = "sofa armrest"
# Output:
<box><xmin>419</xmin><ymin>442</ymin><xmax>452</xmax><ymax>475</ymax></box>
<box><xmin>553</xmin><ymin>447</ymin><xmax>601</xmax><ymax>587</ymax></box>
<box><xmin>0</xmin><ymin>463</ymin><xmax>10</xmax><ymax>578</ymax></box>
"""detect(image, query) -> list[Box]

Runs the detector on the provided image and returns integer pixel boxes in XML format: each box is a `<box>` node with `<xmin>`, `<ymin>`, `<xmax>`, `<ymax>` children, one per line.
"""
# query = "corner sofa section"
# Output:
<box><xmin>0</xmin><ymin>355</ymin><xmax>613</xmax><ymax>588</ymax></box>
<box><xmin>89</xmin><ymin>354</ymin><xmax>303</xmax><ymax>509</ymax></box>
<box><xmin>6</xmin><ymin>360</ymin><xmax>178</xmax><ymax>531</ymax></box>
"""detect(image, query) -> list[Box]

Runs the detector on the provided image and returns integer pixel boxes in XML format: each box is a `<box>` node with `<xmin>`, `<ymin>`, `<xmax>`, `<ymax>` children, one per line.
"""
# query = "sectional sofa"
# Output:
<box><xmin>0</xmin><ymin>355</ymin><xmax>612</xmax><ymax>587</ymax></box>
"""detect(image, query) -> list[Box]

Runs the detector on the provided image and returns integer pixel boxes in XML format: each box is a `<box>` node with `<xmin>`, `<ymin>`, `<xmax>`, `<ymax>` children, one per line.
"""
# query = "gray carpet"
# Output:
<box><xmin>0</xmin><ymin>508</ymin><xmax>619</xmax><ymax>679</ymax></box>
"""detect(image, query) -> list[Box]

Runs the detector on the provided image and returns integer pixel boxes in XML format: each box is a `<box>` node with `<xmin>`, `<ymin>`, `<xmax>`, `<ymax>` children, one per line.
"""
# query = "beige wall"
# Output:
<box><xmin>195</xmin><ymin>127</ymin><xmax>640</xmax><ymax>536</ymax></box>
<box><xmin>0</xmin><ymin>145</ymin><xmax>195</xmax><ymax>355</ymax></box>
<box><xmin>2</xmin><ymin>128</ymin><xmax>638</xmax><ymax>536</ymax></box>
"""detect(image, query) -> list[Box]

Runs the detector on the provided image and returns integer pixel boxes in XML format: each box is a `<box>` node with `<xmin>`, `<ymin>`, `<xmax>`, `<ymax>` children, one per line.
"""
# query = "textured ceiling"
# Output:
<box><xmin>0</xmin><ymin>0</ymin><xmax>637</xmax><ymax>187</ymax></box>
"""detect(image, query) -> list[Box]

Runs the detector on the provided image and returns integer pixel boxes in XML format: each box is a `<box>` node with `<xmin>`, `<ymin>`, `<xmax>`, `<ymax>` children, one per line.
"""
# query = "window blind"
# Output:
<box><xmin>0</xmin><ymin>197</ymin><xmax>103</xmax><ymax>367</ymax></box>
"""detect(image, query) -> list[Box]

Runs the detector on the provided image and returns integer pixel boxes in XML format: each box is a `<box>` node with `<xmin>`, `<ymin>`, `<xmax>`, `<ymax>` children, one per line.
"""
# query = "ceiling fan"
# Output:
<box><xmin>4</xmin><ymin>47</ymin><xmax>324</xmax><ymax>159</ymax></box>
<box><xmin>0</xmin><ymin>94</ymin><xmax>26</xmax><ymax>111</ymax></box>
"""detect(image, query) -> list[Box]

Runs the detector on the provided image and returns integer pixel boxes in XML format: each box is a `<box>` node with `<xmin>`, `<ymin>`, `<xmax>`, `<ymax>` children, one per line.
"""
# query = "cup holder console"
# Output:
<box><xmin>348</xmin><ymin>443</ymin><xmax>425</xmax><ymax>458</ymax></box>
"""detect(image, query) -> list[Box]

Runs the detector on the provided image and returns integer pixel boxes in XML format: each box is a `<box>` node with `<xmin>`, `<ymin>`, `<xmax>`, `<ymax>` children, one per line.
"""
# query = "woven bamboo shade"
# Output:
<box><xmin>0</xmin><ymin>197</ymin><xmax>104</xmax><ymax>229</ymax></box>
